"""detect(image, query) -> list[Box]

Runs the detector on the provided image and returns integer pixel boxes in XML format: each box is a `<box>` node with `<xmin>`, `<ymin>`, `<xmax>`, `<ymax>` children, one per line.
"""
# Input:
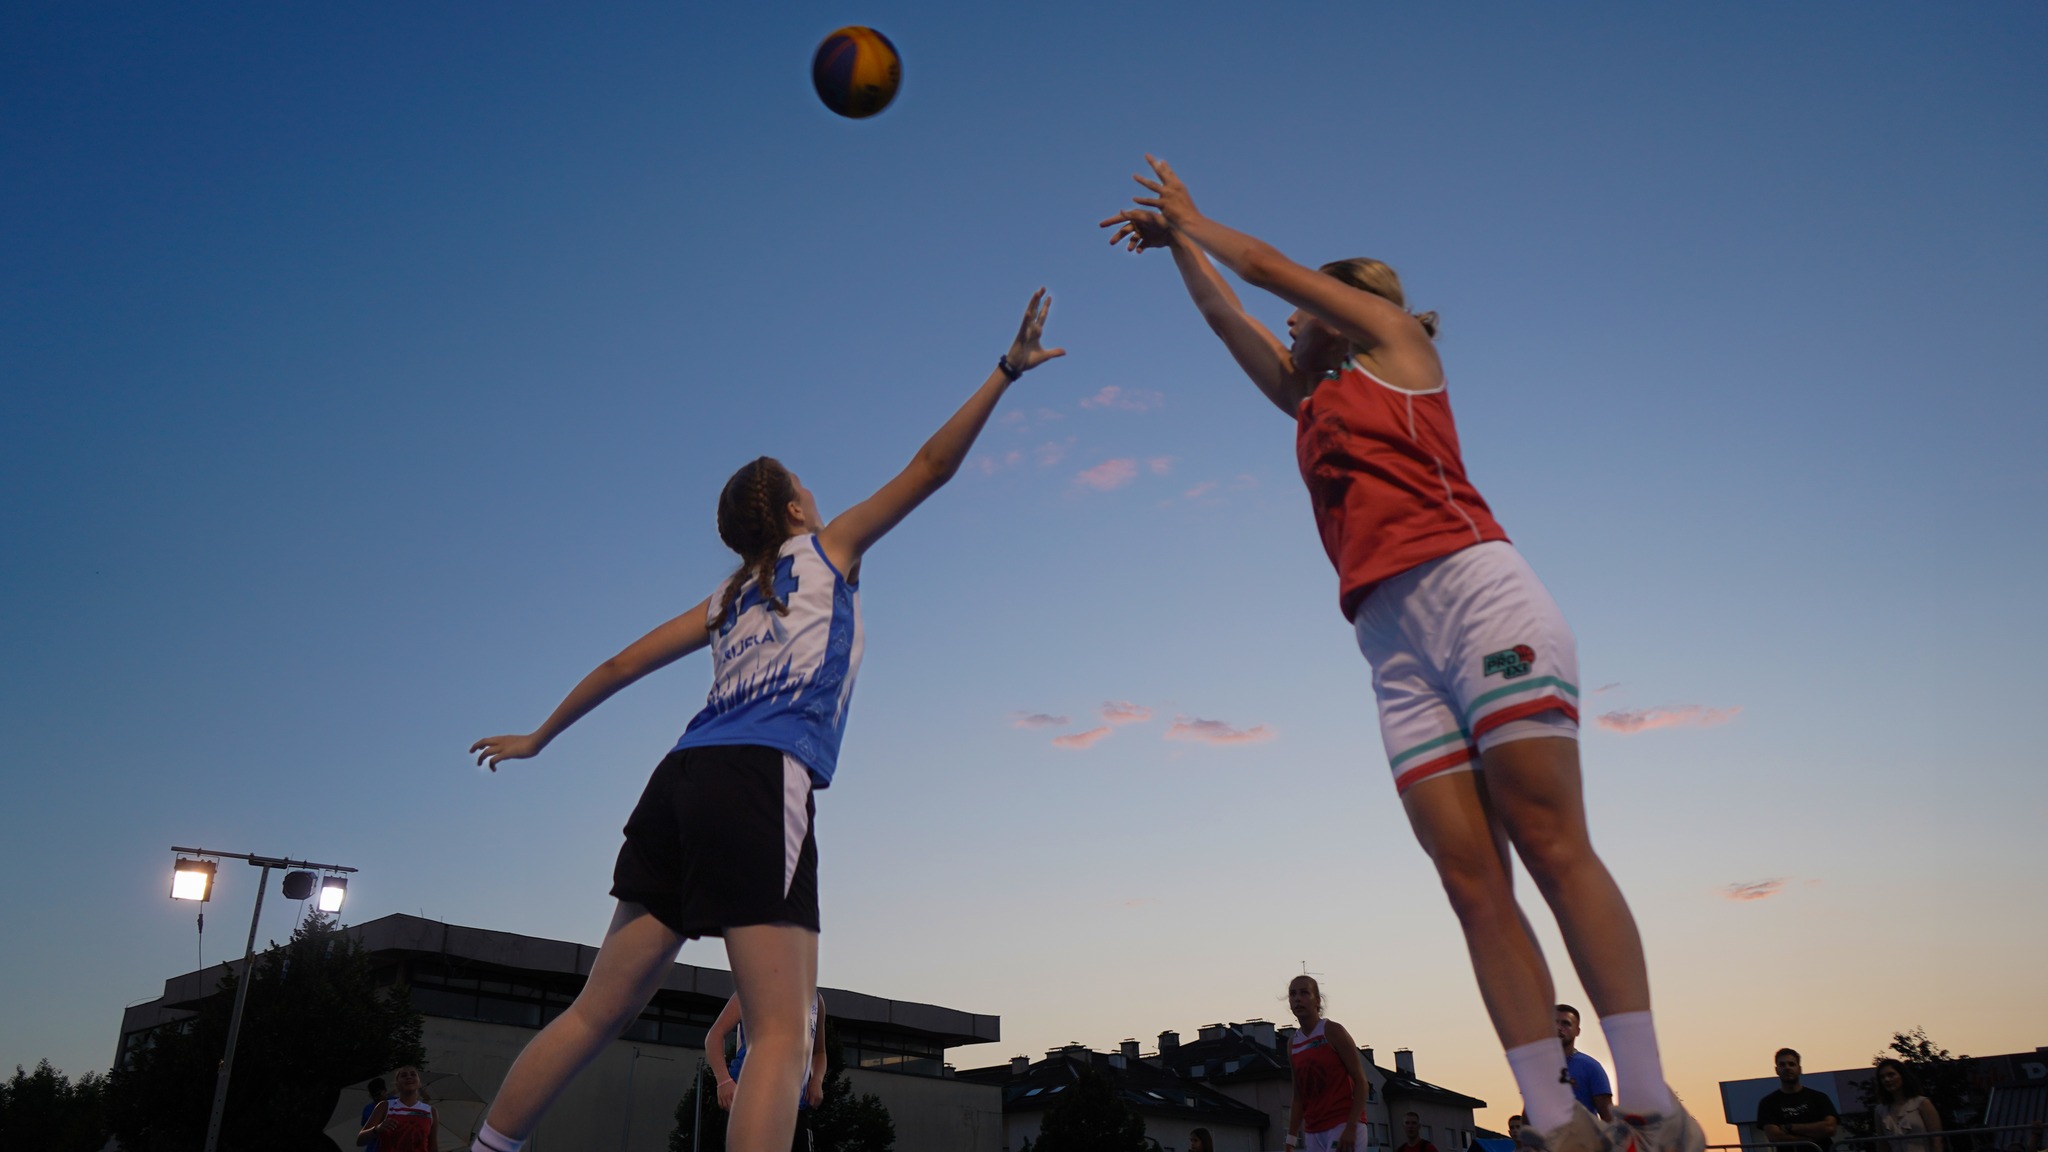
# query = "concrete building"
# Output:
<box><xmin>958</xmin><ymin>1020</ymin><xmax>1488</xmax><ymax>1152</ymax></box>
<box><xmin>117</xmin><ymin>914</ymin><xmax>1004</xmax><ymax>1152</ymax></box>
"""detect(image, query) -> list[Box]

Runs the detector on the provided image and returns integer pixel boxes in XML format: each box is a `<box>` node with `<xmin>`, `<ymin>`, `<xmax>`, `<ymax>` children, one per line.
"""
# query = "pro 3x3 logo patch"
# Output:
<box><xmin>1483</xmin><ymin>644</ymin><xmax>1535</xmax><ymax>679</ymax></box>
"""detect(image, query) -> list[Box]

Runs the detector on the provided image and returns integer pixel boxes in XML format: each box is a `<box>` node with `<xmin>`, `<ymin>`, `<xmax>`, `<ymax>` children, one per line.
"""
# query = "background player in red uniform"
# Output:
<box><xmin>1285</xmin><ymin>976</ymin><xmax>1369</xmax><ymax>1152</ymax></box>
<box><xmin>1102</xmin><ymin>158</ymin><xmax>1702</xmax><ymax>1152</ymax></box>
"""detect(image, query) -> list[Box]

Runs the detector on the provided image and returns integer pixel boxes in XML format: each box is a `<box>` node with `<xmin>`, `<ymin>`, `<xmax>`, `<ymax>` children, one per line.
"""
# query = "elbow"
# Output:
<box><xmin>913</xmin><ymin>447</ymin><xmax>959</xmax><ymax>487</ymax></box>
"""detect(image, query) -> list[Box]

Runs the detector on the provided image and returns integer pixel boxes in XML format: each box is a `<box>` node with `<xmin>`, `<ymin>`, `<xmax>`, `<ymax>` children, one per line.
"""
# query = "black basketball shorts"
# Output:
<box><xmin>611</xmin><ymin>744</ymin><xmax>820</xmax><ymax>938</ymax></box>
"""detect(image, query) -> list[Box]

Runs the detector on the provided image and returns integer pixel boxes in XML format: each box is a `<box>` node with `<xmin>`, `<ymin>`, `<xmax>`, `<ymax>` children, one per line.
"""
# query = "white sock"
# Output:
<box><xmin>1601</xmin><ymin>1010</ymin><xmax>1675</xmax><ymax>1115</ymax></box>
<box><xmin>474</xmin><ymin>1122</ymin><xmax>525</xmax><ymax>1152</ymax></box>
<box><xmin>1507</xmin><ymin>1038</ymin><xmax>1577</xmax><ymax>1134</ymax></box>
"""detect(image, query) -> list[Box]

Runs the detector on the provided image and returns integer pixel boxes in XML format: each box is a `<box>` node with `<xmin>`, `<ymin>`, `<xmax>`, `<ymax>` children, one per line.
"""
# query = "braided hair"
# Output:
<box><xmin>1319</xmin><ymin>257</ymin><xmax>1439</xmax><ymax>339</ymax></box>
<box><xmin>710</xmin><ymin>456</ymin><xmax>799</xmax><ymax>632</ymax></box>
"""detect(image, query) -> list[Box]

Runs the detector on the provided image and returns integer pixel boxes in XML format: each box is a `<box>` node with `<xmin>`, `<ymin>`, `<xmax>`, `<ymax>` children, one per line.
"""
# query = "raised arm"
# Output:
<box><xmin>1101</xmin><ymin>208</ymin><xmax>1304</xmax><ymax>416</ymax></box>
<box><xmin>469</xmin><ymin>596</ymin><xmax>714</xmax><ymax>770</ymax></box>
<box><xmin>1131</xmin><ymin>155</ymin><xmax>1442</xmax><ymax>391</ymax></box>
<box><xmin>815</xmin><ymin>290</ymin><xmax>1063</xmax><ymax>574</ymax></box>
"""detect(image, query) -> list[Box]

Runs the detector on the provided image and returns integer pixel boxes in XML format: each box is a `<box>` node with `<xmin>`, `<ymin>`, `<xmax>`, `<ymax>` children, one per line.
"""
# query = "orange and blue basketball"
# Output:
<box><xmin>811</xmin><ymin>26</ymin><xmax>901</xmax><ymax>119</ymax></box>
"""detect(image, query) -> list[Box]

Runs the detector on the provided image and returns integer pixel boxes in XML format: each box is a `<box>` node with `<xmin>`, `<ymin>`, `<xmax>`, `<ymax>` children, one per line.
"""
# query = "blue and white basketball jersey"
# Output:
<box><xmin>675</xmin><ymin>534</ymin><xmax>863</xmax><ymax>787</ymax></box>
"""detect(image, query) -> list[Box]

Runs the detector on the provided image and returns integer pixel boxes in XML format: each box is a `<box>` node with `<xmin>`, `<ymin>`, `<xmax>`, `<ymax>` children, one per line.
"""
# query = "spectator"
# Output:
<box><xmin>1190</xmin><ymin>1127</ymin><xmax>1215</xmax><ymax>1152</ymax></box>
<box><xmin>1556</xmin><ymin>1006</ymin><xmax>1613</xmax><ymax>1122</ymax></box>
<box><xmin>1872</xmin><ymin>1059</ymin><xmax>1941</xmax><ymax>1152</ymax></box>
<box><xmin>705</xmin><ymin>991</ymin><xmax>828</xmax><ymax>1152</ymax></box>
<box><xmin>1399</xmin><ymin>1112</ymin><xmax>1441</xmax><ymax>1152</ymax></box>
<box><xmin>358</xmin><ymin>1066</ymin><xmax>434</xmax><ymax>1152</ymax></box>
<box><xmin>1757</xmin><ymin>1049</ymin><xmax>1837</xmax><ymax>1152</ymax></box>
<box><xmin>1509</xmin><ymin>1115</ymin><xmax>1526</xmax><ymax>1144</ymax></box>
<box><xmin>360</xmin><ymin>1078</ymin><xmax>388</xmax><ymax>1152</ymax></box>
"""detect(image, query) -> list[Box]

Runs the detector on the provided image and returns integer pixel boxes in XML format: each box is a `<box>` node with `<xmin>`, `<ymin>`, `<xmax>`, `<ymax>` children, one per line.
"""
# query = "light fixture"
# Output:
<box><xmin>171</xmin><ymin>858</ymin><xmax>216</xmax><ymax>902</ymax></box>
<box><xmin>317</xmin><ymin>875</ymin><xmax>348</xmax><ymax>913</ymax></box>
<box><xmin>280</xmin><ymin>870</ymin><xmax>316</xmax><ymax>901</ymax></box>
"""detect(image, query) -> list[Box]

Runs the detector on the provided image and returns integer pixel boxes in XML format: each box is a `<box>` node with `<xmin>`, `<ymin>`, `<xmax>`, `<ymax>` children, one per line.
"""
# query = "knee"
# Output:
<box><xmin>1429</xmin><ymin>849</ymin><xmax>1515</xmax><ymax>925</ymax></box>
<box><xmin>1508</xmin><ymin>817</ymin><xmax>1597</xmax><ymax>887</ymax></box>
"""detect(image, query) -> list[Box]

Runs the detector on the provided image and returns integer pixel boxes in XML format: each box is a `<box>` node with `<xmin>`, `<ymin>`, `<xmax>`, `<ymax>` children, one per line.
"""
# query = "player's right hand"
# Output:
<box><xmin>470</xmin><ymin>732</ymin><xmax>543</xmax><ymax>771</ymax></box>
<box><xmin>1099</xmin><ymin>209</ymin><xmax>1174</xmax><ymax>252</ymax></box>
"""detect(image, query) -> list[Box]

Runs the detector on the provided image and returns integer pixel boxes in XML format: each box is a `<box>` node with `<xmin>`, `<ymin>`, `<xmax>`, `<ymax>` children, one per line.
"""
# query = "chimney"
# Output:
<box><xmin>1122</xmin><ymin>1039</ymin><xmax>1142</xmax><ymax>1060</ymax></box>
<box><xmin>1395</xmin><ymin>1048</ymin><xmax>1415</xmax><ymax>1076</ymax></box>
<box><xmin>1109</xmin><ymin>1053</ymin><xmax>1127</xmax><ymax>1070</ymax></box>
<box><xmin>1159</xmin><ymin>1030</ymin><xmax>1180</xmax><ymax>1051</ymax></box>
<box><xmin>1012</xmin><ymin>1055</ymin><xmax>1030</xmax><ymax>1076</ymax></box>
<box><xmin>1244</xmin><ymin>1019</ymin><xmax>1277</xmax><ymax>1049</ymax></box>
<box><xmin>1199</xmin><ymin>1022</ymin><xmax>1226</xmax><ymax>1042</ymax></box>
<box><xmin>1362</xmin><ymin>1047</ymin><xmax>1375</xmax><ymax>1069</ymax></box>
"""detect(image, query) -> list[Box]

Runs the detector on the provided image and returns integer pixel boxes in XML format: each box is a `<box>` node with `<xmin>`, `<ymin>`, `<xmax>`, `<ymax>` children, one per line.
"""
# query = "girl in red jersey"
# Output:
<box><xmin>358</xmin><ymin>1066</ymin><xmax>436</xmax><ymax>1152</ymax></box>
<box><xmin>1102</xmin><ymin>159</ymin><xmax>1702</xmax><ymax>1152</ymax></box>
<box><xmin>1285</xmin><ymin>976</ymin><xmax>1368</xmax><ymax>1152</ymax></box>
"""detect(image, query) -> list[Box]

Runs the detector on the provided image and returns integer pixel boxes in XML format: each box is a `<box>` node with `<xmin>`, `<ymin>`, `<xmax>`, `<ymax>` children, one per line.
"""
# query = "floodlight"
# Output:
<box><xmin>171</xmin><ymin>858</ymin><xmax>216</xmax><ymax>902</ymax></box>
<box><xmin>317</xmin><ymin>875</ymin><xmax>348</xmax><ymax>913</ymax></box>
<box><xmin>280</xmin><ymin>870</ymin><xmax>315</xmax><ymax>901</ymax></box>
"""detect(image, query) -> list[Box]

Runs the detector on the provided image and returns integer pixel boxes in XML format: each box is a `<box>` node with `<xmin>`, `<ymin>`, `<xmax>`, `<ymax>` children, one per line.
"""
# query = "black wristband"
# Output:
<box><xmin>997</xmin><ymin>355</ymin><xmax>1023</xmax><ymax>381</ymax></box>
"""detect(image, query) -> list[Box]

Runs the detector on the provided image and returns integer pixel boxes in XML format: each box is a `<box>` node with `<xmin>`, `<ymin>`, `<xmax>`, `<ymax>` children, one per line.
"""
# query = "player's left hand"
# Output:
<box><xmin>471</xmin><ymin>732</ymin><xmax>544</xmax><ymax>771</ymax></box>
<box><xmin>1005</xmin><ymin>288</ymin><xmax>1066</xmax><ymax>374</ymax></box>
<box><xmin>1132</xmin><ymin>155</ymin><xmax>1200</xmax><ymax>227</ymax></box>
<box><xmin>1336</xmin><ymin>1125</ymin><xmax>1359</xmax><ymax>1152</ymax></box>
<box><xmin>806</xmin><ymin>1078</ymin><xmax>825</xmax><ymax>1108</ymax></box>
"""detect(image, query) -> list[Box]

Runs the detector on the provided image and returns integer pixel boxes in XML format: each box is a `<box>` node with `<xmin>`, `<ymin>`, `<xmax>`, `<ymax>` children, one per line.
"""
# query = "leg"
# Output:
<box><xmin>724</xmin><ymin>923</ymin><xmax>820</xmax><ymax>1152</ymax></box>
<box><xmin>1481</xmin><ymin>737</ymin><xmax>1649</xmax><ymax>1017</ymax></box>
<box><xmin>481</xmin><ymin>901</ymin><xmax>683</xmax><ymax>1138</ymax></box>
<box><xmin>1400</xmin><ymin>769</ymin><xmax>1556</xmax><ymax>1050</ymax></box>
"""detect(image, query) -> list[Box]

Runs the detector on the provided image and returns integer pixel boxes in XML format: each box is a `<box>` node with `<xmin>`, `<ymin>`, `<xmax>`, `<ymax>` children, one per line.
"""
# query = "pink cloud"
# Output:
<box><xmin>1010</xmin><ymin>712</ymin><xmax>1071</xmax><ymax>729</ymax></box>
<box><xmin>1591</xmin><ymin>682</ymin><xmax>1623</xmax><ymax>696</ymax></box>
<box><xmin>1075</xmin><ymin>458</ymin><xmax>1139</xmax><ymax>491</ymax></box>
<box><xmin>1052</xmin><ymin>726</ymin><xmax>1113</xmax><ymax>750</ymax></box>
<box><xmin>1035</xmin><ymin>440</ymin><xmax>1069</xmax><ymax>468</ymax></box>
<box><xmin>975</xmin><ymin>449</ymin><xmax>1026</xmax><ymax>476</ymax></box>
<box><xmin>1595</xmin><ymin>705</ymin><xmax>1741</xmax><ymax>734</ymax></box>
<box><xmin>1079</xmin><ymin>385</ymin><xmax>1164</xmax><ymax>412</ymax></box>
<box><xmin>1165</xmin><ymin>715</ymin><xmax>1276</xmax><ymax>745</ymax></box>
<box><xmin>1183</xmin><ymin>481</ymin><xmax>1219</xmax><ymax>500</ymax></box>
<box><xmin>1722</xmin><ymin>879</ymin><xmax>1788</xmax><ymax>902</ymax></box>
<box><xmin>1229</xmin><ymin>474</ymin><xmax>1257</xmax><ymax>490</ymax></box>
<box><xmin>1148</xmin><ymin>456</ymin><xmax>1174</xmax><ymax>475</ymax></box>
<box><xmin>1101</xmin><ymin>701</ymin><xmax>1153</xmax><ymax>725</ymax></box>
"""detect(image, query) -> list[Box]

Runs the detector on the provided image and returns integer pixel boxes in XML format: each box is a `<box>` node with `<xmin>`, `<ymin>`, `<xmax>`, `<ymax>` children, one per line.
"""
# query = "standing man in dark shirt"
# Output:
<box><xmin>1557</xmin><ymin>1005</ymin><xmax>1614</xmax><ymax>1122</ymax></box>
<box><xmin>1398</xmin><ymin>1112</ymin><xmax>1441</xmax><ymax>1152</ymax></box>
<box><xmin>1757</xmin><ymin>1049</ymin><xmax>1839</xmax><ymax>1152</ymax></box>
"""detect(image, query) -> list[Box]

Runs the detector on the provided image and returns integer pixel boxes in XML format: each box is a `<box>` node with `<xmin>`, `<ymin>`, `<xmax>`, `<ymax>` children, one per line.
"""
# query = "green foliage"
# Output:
<box><xmin>106</xmin><ymin>912</ymin><xmax>425</xmax><ymax>1152</ymax></box>
<box><xmin>1029</xmin><ymin>1064</ymin><xmax>1151</xmax><ymax>1152</ymax></box>
<box><xmin>0</xmin><ymin>1060</ymin><xmax>110</xmax><ymax>1151</ymax></box>
<box><xmin>670</xmin><ymin>1062</ymin><xmax>730</xmax><ymax>1152</ymax></box>
<box><xmin>809</xmin><ymin>1066</ymin><xmax>895</xmax><ymax>1152</ymax></box>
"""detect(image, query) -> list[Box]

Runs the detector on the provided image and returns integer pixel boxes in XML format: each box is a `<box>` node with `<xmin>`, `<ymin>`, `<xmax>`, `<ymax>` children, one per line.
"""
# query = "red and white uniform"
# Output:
<box><xmin>1295</xmin><ymin>361</ymin><xmax>1508</xmax><ymax>620</ymax></box>
<box><xmin>1292</xmin><ymin>1020</ymin><xmax>1361</xmax><ymax>1146</ymax></box>
<box><xmin>377</xmin><ymin>1097</ymin><xmax>434</xmax><ymax>1152</ymax></box>
<box><xmin>1298</xmin><ymin>361</ymin><xmax>1579</xmax><ymax>794</ymax></box>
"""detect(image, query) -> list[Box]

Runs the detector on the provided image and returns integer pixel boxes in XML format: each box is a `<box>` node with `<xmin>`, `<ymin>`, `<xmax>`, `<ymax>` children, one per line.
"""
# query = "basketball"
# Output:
<box><xmin>811</xmin><ymin>26</ymin><xmax>901</xmax><ymax>119</ymax></box>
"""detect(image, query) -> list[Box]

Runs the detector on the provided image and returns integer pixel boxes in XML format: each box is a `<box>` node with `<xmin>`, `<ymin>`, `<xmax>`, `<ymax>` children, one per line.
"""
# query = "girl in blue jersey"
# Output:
<box><xmin>465</xmin><ymin>291</ymin><xmax>1064</xmax><ymax>1152</ymax></box>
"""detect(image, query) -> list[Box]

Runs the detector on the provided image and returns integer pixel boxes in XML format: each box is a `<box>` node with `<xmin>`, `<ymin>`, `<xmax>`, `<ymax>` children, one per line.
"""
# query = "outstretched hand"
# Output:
<box><xmin>1005</xmin><ymin>288</ymin><xmax>1066</xmax><ymax>374</ymax></box>
<box><xmin>470</xmin><ymin>732</ymin><xmax>544</xmax><ymax>771</ymax></box>
<box><xmin>1130</xmin><ymin>154</ymin><xmax>1199</xmax><ymax>228</ymax></box>
<box><xmin>1099</xmin><ymin>208</ymin><xmax>1174</xmax><ymax>253</ymax></box>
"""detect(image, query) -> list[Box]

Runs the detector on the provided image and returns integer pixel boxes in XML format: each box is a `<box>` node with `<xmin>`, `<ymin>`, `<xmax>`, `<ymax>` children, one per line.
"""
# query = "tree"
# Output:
<box><xmin>0</xmin><ymin>1060</ymin><xmax>109</xmax><ymax>1151</ymax></box>
<box><xmin>670</xmin><ymin>1062</ymin><xmax>729</xmax><ymax>1152</ymax></box>
<box><xmin>106</xmin><ymin>912</ymin><xmax>425</xmax><ymax>1152</ymax></box>
<box><xmin>808</xmin><ymin>1065</ymin><xmax>895</xmax><ymax>1152</ymax></box>
<box><xmin>1028</xmin><ymin>1064</ymin><xmax>1151</xmax><ymax>1152</ymax></box>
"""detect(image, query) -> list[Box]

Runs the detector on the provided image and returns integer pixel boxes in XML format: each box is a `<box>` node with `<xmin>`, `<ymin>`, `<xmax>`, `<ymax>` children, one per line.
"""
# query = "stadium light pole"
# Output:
<box><xmin>168</xmin><ymin>846</ymin><xmax>358</xmax><ymax>1152</ymax></box>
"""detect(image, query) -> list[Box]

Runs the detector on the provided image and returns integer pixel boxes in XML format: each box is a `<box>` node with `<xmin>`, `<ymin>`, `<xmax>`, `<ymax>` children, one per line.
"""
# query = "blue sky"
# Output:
<box><xmin>4</xmin><ymin>2</ymin><xmax>2044</xmax><ymax>1138</ymax></box>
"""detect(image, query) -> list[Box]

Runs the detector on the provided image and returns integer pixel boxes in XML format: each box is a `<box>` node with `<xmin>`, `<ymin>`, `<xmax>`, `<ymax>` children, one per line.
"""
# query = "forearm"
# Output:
<box><xmin>529</xmin><ymin>659</ymin><xmax>637</xmax><ymax>747</ymax></box>
<box><xmin>1171</xmin><ymin>210</ymin><xmax>1295</xmax><ymax>290</ymax></box>
<box><xmin>1170</xmin><ymin>240</ymin><xmax>1250</xmax><ymax>325</ymax></box>
<box><xmin>911</xmin><ymin>369</ymin><xmax>1013</xmax><ymax>484</ymax></box>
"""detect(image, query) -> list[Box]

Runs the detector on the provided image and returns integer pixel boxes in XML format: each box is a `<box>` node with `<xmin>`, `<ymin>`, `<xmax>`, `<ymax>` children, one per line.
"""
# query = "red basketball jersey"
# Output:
<box><xmin>1295</xmin><ymin>361</ymin><xmax>1508</xmax><ymax>619</ymax></box>
<box><xmin>1291</xmin><ymin>1021</ymin><xmax>1362</xmax><ymax>1133</ymax></box>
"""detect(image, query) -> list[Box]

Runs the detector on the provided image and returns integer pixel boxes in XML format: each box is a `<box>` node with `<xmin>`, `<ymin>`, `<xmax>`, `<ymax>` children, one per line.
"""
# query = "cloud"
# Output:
<box><xmin>1230</xmin><ymin>473</ymin><xmax>1257</xmax><ymax>490</ymax></box>
<box><xmin>1100</xmin><ymin>701</ymin><xmax>1153</xmax><ymax>725</ymax></box>
<box><xmin>1722</xmin><ymin>879</ymin><xmax>1788</xmax><ymax>902</ymax></box>
<box><xmin>1052</xmin><ymin>726</ymin><xmax>1113</xmax><ymax>750</ymax></box>
<box><xmin>1035</xmin><ymin>440</ymin><xmax>1070</xmax><ymax>468</ymax></box>
<box><xmin>1591</xmin><ymin>682</ymin><xmax>1623</xmax><ymax>696</ymax></box>
<box><xmin>1079</xmin><ymin>385</ymin><xmax>1164</xmax><ymax>412</ymax></box>
<box><xmin>1075</xmin><ymin>458</ymin><xmax>1139</xmax><ymax>491</ymax></box>
<box><xmin>1595</xmin><ymin>705</ymin><xmax>1741</xmax><ymax>734</ymax></box>
<box><xmin>1147</xmin><ymin>456</ymin><xmax>1174</xmax><ymax>475</ymax></box>
<box><xmin>1165</xmin><ymin>715</ymin><xmax>1276</xmax><ymax>745</ymax></box>
<box><xmin>976</xmin><ymin>448</ymin><xmax>1026</xmax><ymax>476</ymax></box>
<box><xmin>1010</xmin><ymin>712</ymin><xmax>1071</xmax><ymax>729</ymax></box>
<box><xmin>1182</xmin><ymin>481</ymin><xmax>1219</xmax><ymax>500</ymax></box>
